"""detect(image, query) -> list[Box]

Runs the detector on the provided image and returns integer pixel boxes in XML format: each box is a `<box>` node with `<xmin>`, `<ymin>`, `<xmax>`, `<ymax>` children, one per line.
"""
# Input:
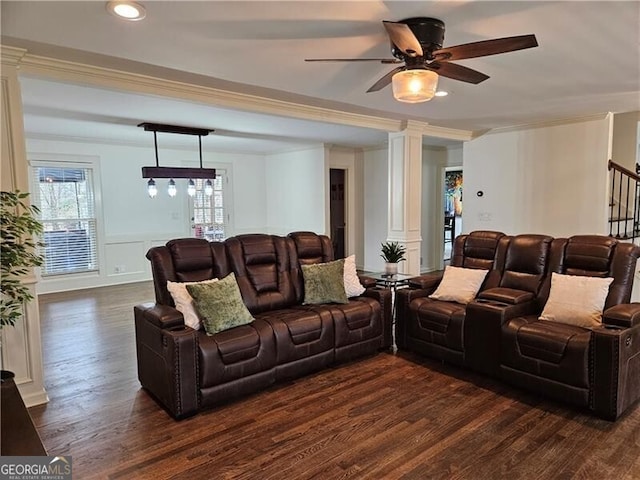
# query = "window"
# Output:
<box><xmin>191</xmin><ymin>175</ymin><xmax>227</xmax><ymax>241</ymax></box>
<box><xmin>31</xmin><ymin>163</ymin><xmax>99</xmax><ymax>276</ymax></box>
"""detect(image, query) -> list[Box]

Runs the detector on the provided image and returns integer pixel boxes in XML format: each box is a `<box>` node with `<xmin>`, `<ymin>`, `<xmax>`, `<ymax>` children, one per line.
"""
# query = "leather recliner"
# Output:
<box><xmin>134</xmin><ymin>232</ymin><xmax>391</xmax><ymax>419</ymax></box>
<box><xmin>496</xmin><ymin>235</ymin><xmax>640</xmax><ymax>419</ymax></box>
<box><xmin>394</xmin><ymin>230</ymin><xmax>508</xmax><ymax>366</ymax></box>
<box><xmin>397</xmin><ymin>231</ymin><xmax>640</xmax><ymax>420</ymax></box>
<box><xmin>465</xmin><ymin>234</ymin><xmax>554</xmax><ymax>375</ymax></box>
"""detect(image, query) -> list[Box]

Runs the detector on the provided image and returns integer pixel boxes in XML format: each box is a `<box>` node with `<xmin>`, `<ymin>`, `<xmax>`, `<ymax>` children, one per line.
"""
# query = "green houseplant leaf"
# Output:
<box><xmin>1</xmin><ymin>191</ymin><xmax>44</xmax><ymax>328</ymax></box>
<box><xmin>380</xmin><ymin>241</ymin><xmax>406</xmax><ymax>263</ymax></box>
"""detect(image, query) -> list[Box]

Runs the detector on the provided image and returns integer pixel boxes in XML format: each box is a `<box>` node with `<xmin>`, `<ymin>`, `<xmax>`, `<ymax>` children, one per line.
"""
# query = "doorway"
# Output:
<box><xmin>444</xmin><ymin>168</ymin><xmax>463</xmax><ymax>262</ymax></box>
<box><xmin>329</xmin><ymin>168</ymin><xmax>346</xmax><ymax>259</ymax></box>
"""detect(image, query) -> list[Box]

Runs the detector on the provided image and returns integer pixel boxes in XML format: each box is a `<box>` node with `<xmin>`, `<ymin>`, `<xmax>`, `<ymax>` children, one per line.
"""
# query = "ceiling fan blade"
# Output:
<box><xmin>427</xmin><ymin>62</ymin><xmax>489</xmax><ymax>84</ymax></box>
<box><xmin>367</xmin><ymin>66</ymin><xmax>405</xmax><ymax>93</ymax></box>
<box><xmin>383</xmin><ymin>21</ymin><xmax>423</xmax><ymax>57</ymax></box>
<box><xmin>433</xmin><ymin>34</ymin><xmax>538</xmax><ymax>61</ymax></box>
<box><xmin>305</xmin><ymin>58</ymin><xmax>401</xmax><ymax>64</ymax></box>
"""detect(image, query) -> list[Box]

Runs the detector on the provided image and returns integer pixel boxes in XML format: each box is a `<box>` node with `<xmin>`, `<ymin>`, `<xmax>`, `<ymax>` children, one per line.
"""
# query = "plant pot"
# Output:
<box><xmin>384</xmin><ymin>262</ymin><xmax>398</xmax><ymax>275</ymax></box>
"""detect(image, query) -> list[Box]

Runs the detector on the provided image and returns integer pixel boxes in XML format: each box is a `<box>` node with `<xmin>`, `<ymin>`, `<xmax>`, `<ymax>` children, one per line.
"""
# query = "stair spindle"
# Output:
<box><xmin>610</xmin><ymin>167</ymin><xmax>615</xmax><ymax>236</ymax></box>
<box><xmin>625</xmin><ymin>175</ymin><xmax>631</xmax><ymax>239</ymax></box>
<box><xmin>617</xmin><ymin>170</ymin><xmax>623</xmax><ymax>237</ymax></box>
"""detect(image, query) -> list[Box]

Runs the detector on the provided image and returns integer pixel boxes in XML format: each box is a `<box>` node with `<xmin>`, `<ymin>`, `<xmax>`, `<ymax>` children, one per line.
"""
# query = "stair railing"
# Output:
<box><xmin>608</xmin><ymin>160</ymin><xmax>640</xmax><ymax>241</ymax></box>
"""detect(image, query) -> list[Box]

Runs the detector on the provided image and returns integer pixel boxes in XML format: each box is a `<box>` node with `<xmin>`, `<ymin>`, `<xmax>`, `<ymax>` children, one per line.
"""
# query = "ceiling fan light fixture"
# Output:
<box><xmin>392</xmin><ymin>70</ymin><xmax>439</xmax><ymax>103</ymax></box>
<box><xmin>106</xmin><ymin>1</ymin><xmax>146</xmax><ymax>21</ymax></box>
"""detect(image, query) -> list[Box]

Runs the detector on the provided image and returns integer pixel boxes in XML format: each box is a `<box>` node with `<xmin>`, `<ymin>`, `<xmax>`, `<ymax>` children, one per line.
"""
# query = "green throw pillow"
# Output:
<box><xmin>301</xmin><ymin>259</ymin><xmax>348</xmax><ymax>305</ymax></box>
<box><xmin>186</xmin><ymin>273</ymin><xmax>254</xmax><ymax>336</ymax></box>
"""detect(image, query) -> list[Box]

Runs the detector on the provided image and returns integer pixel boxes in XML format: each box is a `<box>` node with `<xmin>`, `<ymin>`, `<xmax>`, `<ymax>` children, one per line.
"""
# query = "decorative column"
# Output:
<box><xmin>387</xmin><ymin>121</ymin><xmax>423</xmax><ymax>275</ymax></box>
<box><xmin>1</xmin><ymin>46</ymin><xmax>48</xmax><ymax>406</ymax></box>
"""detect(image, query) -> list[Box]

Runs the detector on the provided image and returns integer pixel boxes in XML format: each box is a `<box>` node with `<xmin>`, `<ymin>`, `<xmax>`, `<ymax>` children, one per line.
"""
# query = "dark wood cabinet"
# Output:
<box><xmin>1</xmin><ymin>373</ymin><xmax>47</xmax><ymax>456</ymax></box>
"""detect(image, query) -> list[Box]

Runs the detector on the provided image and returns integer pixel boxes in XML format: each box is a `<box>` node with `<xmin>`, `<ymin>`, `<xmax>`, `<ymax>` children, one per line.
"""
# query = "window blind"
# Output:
<box><xmin>31</xmin><ymin>163</ymin><xmax>99</xmax><ymax>276</ymax></box>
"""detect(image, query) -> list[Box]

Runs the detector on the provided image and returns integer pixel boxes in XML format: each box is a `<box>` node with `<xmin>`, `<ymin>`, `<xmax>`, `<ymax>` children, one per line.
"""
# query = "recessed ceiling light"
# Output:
<box><xmin>106</xmin><ymin>1</ymin><xmax>146</xmax><ymax>21</ymax></box>
<box><xmin>434</xmin><ymin>90</ymin><xmax>449</xmax><ymax>97</ymax></box>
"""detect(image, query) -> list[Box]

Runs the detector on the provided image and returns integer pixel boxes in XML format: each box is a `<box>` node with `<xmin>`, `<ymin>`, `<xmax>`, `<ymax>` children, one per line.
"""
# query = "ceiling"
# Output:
<box><xmin>2</xmin><ymin>1</ymin><xmax>639</xmax><ymax>153</ymax></box>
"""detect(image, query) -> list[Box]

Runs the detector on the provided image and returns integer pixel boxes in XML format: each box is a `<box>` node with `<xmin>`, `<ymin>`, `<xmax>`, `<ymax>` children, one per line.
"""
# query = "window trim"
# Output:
<box><xmin>29</xmin><ymin>153</ymin><xmax>104</xmax><ymax>280</ymax></box>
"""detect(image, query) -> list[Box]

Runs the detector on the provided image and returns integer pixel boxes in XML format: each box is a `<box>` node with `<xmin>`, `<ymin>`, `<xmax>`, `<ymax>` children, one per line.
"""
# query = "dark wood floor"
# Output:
<box><xmin>30</xmin><ymin>282</ymin><xmax>640</xmax><ymax>479</ymax></box>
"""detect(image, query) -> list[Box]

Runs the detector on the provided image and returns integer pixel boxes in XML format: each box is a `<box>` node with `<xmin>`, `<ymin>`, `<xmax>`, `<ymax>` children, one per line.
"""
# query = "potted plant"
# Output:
<box><xmin>380</xmin><ymin>241</ymin><xmax>406</xmax><ymax>275</ymax></box>
<box><xmin>0</xmin><ymin>190</ymin><xmax>44</xmax><ymax>382</ymax></box>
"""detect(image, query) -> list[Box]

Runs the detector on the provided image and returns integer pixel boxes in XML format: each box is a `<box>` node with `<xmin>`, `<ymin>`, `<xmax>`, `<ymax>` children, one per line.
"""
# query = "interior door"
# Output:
<box><xmin>329</xmin><ymin>168</ymin><xmax>346</xmax><ymax>259</ymax></box>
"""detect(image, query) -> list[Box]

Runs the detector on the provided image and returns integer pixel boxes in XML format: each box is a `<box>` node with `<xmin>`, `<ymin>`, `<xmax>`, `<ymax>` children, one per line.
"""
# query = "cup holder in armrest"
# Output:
<box><xmin>168</xmin><ymin>325</ymin><xmax>190</xmax><ymax>332</ymax></box>
<box><xmin>603</xmin><ymin>324</ymin><xmax>625</xmax><ymax>330</ymax></box>
<box><xmin>473</xmin><ymin>299</ymin><xmax>509</xmax><ymax>307</ymax></box>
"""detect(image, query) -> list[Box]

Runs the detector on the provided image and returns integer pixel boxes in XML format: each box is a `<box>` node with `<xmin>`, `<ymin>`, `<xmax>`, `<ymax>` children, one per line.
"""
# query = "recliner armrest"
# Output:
<box><xmin>136</xmin><ymin>302</ymin><xmax>185</xmax><ymax>330</ymax></box>
<box><xmin>591</xmin><ymin>322</ymin><xmax>640</xmax><ymax>420</ymax></box>
<box><xmin>477</xmin><ymin>287</ymin><xmax>534</xmax><ymax>305</ymax></box>
<box><xmin>408</xmin><ymin>272</ymin><xmax>443</xmax><ymax>290</ymax></box>
<box><xmin>134</xmin><ymin>305</ymin><xmax>199</xmax><ymax>419</ymax></box>
<box><xmin>464</xmin><ymin>298</ymin><xmax>541</xmax><ymax>376</ymax></box>
<box><xmin>358</xmin><ymin>275</ymin><xmax>377</xmax><ymax>289</ymax></box>
<box><xmin>602</xmin><ymin>303</ymin><xmax>640</xmax><ymax>328</ymax></box>
<box><xmin>361</xmin><ymin>287</ymin><xmax>393</xmax><ymax>348</ymax></box>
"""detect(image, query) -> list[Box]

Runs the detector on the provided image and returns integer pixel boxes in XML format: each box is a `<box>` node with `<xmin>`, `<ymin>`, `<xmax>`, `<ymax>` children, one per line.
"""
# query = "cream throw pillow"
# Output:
<box><xmin>429</xmin><ymin>266</ymin><xmax>488</xmax><ymax>305</ymax></box>
<box><xmin>539</xmin><ymin>272</ymin><xmax>613</xmax><ymax>328</ymax></box>
<box><xmin>167</xmin><ymin>278</ymin><xmax>218</xmax><ymax>330</ymax></box>
<box><xmin>344</xmin><ymin>255</ymin><xmax>365</xmax><ymax>298</ymax></box>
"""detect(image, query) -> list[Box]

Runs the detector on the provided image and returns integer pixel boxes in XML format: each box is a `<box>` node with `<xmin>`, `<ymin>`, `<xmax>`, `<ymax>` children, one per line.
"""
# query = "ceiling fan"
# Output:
<box><xmin>305</xmin><ymin>17</ymin><xmax>538</xmax><ymax>103</ymax></box>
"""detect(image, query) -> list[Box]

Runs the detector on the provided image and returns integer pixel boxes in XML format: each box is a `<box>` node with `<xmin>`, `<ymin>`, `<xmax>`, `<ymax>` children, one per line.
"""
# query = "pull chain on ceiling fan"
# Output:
<box><xmin>305</xmin><ymin>17</ymin><xmax>538</xmax><ymax>103</ymax></box>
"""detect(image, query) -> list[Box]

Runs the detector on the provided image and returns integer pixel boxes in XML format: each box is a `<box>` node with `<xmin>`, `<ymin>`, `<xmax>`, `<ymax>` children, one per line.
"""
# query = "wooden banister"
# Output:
<box><xmin>608</xmin><ymin>159</ymin><xmax>640</xmax><ymax>242</ymax></box>
<box><xmin>608</xmin><ymin>159</ymin><xmax>640</xmax><ymax>183</ymax></box>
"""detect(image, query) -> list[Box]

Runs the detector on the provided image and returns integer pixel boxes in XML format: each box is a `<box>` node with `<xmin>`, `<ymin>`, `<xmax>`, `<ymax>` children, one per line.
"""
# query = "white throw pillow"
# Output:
<box><xmin>429</xmin><ymin>266</ymin><xmax>488</xmax><ymax>305</ymax></box>
<box><xmin>343</xmin><ymin>255</ymin><xmax>365</xmax><ymax>298</ymax></box>
<box><xmin>167</xmin><ymin>278</ymin><xmax>219</xmax><ymax>330</ymax></box>
<box><xmin>539</xmin><ymin>272</ymin><xmax>613</xmax><ymax>328</ymax></box>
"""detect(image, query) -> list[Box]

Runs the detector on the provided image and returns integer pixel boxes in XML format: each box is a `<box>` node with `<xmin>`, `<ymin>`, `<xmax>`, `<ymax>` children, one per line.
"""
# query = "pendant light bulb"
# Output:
<box><xmin>204</xmin><ymin>179</ymin><xmax>214</xmax><ymax>196</ymax></box>
<box><xmin>187</xmin><ymin>179</ymin><xmax>196</xmax><ymax>197</ymax></box>
<box><xmin>167</xmin><ymin>179</ymin><xmax>177</xmax><ymax>197</ymax></box>
<box><xmin>147</xmin><ymin>178</ymin><xmax>157</xmax><ymax>198</ymax></box>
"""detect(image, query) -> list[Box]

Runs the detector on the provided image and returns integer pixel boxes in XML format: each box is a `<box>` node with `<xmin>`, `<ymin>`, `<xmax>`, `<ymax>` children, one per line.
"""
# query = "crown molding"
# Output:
<box><xmin>18</xmin><ymin>53</ymin><xmax>403</xmax><ymax>132</ymax></box>
<box><xmin>1</xmin><ymin>45</ymin><xmax>27</xmax><ymax>66</ymax></box>
<box><xmin>482</xmin><ymin>112</ymin><xmax>611</xmax><ymax>136</ymax></box>
<box><xmin>25</xmin><ymin>132</ymin><xmax>328</xmax><ymax>157</ymax></box>
<box><xmin>422</xmin><ymin>124</ymin><xmax>474</xmax><ymax>141</ymax></box>
<box><xmin>14</xmin><ymin>50</ymin><xmax>476</xmax><ymax>141</ymax></box>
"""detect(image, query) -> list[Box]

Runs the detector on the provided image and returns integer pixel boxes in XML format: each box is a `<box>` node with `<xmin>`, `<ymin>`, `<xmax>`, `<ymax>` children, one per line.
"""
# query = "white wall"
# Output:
<box><xmin>612</xmin><ymin>111</ymin><xmax>640</xmax><ymax>170</ymax></box>
<box><xmin>265</xmin><ymin>146</ymin><xmax>326</xmax><ymax>235</ymax></box>
<box><xmin>26</xmin><ymin>137</ymin><xmax>267</xmax><ymax>293</ymax></box>
<box><xmin>420</xmin><ymin>145</ymin><xmax>463</xmax><ymax>272</ymax></box>
<box><xmin>420</xmin><ymin>147</ymin><xmax>447</xmax><ymax>273</ymax></box>
<box><xmin>463</xmin><ymin>115</ymin><xmax>613</xmax><ymax>237</ymax></box>
<box><xmin>362</xmin><ymin>147</ymin><xmax>388</xmax><ymax>272</ymax></box>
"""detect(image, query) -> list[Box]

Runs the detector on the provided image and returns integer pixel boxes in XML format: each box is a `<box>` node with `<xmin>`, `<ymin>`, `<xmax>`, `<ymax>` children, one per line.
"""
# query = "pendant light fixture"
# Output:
<box><xmin>139</xmin><ymin>123</ymin><xmax>216</xmax><ymax>198</ymax></box>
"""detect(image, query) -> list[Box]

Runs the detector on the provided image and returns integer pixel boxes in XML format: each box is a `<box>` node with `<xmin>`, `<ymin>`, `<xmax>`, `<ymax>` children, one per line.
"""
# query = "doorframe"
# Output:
<box><xmin>325</xmin><ymin>148</ymin><xmax>357</xmax><ymax>259</ymax></box>
<box><xmin>438</xmin><ymin>165</ymin><xmax>463</xmax><ymax>268</ymax></box>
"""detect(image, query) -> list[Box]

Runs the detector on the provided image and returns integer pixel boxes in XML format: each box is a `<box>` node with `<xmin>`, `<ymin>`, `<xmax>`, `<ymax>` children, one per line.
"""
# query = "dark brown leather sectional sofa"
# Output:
<box><xmin>396</xmin><ymin>231</ymin><xmax>640</xmax><ymax>420</ymax></box>
<box><xmin>134</xmin><ymin>231</ymin><xmax>391</xmax><ymax>419</ymax></box>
